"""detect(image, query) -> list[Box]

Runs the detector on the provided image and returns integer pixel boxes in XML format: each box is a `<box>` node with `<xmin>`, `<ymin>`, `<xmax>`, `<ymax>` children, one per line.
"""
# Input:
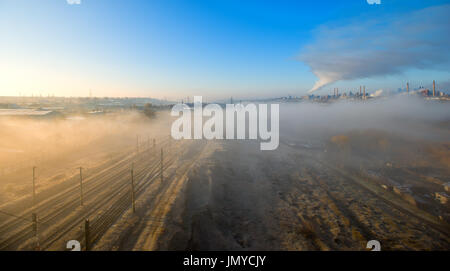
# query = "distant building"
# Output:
<box><xmin>0</xmin><ymin>109</ymin><xmax>59</xmax><ymax>118</ymax></box>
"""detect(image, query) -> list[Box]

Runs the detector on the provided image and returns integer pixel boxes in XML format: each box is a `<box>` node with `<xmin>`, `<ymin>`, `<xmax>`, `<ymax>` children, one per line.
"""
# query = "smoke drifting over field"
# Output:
<box><xmin>276</xmin><ymin>97</ymin><xmax>450</xmax><ymax>174</ymax></box>
<box><xmin>0</xmin><ymin>113</ymin><xmax>146</xmax><ymax>164</ymax></box>
<box><xmin>280</xmin><ymin>96</ymin><xmax>450</xmax><ymax>143</ymax></box>
<box><xmin>1</xmin><ymin>97</ymin><xmax>447</xmax><ymax>176</ymax></box>
<box><xmin>0</xmin><ymin>112</ymin><xmax>169</xmax><ymax>204</ymax></box>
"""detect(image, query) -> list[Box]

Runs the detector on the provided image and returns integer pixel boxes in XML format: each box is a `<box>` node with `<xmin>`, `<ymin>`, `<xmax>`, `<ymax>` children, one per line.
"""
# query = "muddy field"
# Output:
<box><xmin>158</xmin><ymin>138</ymin><xmax>449</xmax><ymax>250</ymax></box>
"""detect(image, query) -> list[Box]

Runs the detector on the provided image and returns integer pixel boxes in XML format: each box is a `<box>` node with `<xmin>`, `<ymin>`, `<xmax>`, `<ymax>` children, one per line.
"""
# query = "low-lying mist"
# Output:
<box><xmin>0</xmin><ymin>97</ymin><xmax>449</xmax><ymax>204</ymax></box>
<box><xmin>279</xmin><ymin>96</ymin><xmax>450</xmax><ymax>170</ymax></box>
<box><xmin>280</xmin><ymin>96</ymin><xmax>450</xmax><ymax>143</ymax></box>
<box><xmin>0</xmin><ymin>112</ymin><xmax>170</xmax><ymax>204</ymax></box>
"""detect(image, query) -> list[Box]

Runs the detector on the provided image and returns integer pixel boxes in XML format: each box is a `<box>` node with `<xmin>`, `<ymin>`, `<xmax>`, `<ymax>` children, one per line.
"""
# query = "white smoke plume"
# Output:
<box><xmin>299</xmin><ymin>4</ymin><xmax>450</xmax><ymax>93</ymax></box>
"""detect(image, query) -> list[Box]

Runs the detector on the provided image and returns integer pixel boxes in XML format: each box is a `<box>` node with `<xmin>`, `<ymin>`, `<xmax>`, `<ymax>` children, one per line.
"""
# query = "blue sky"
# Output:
<box><xmin>0</xmin><ymin>0</ymin><xmax>449</xmax><ymax>100</ymax></box>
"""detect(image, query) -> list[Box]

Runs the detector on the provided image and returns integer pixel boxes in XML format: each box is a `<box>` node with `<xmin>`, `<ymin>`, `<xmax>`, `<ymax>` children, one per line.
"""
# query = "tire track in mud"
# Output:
<box><xmin>303</xmin><ymin>167</ymin><xmax>378</xmax><ymax>249</ymax></box>
<box><xmin>280</xmin><ymin>140</ymin><xmax>450</xmax><ymax>249</ymax></box>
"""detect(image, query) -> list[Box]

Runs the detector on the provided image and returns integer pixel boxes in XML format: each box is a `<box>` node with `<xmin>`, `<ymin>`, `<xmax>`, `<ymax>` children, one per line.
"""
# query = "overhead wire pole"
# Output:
<box><xmin>32</xmin><ymin>166</ymin><xmax>36</xmax><ymax>209</ymax></box>
<box><xmin>160</xmin><ymin>148</ymin><xmax>163</xmax><ymax>183</ymax></box>
<box><xmin>32</xmin><ymin>213</ymin><xmax>40</xmax><ymax>251</ymax></box>
<box><xmin>84</xmin><ymin>219</ymin><xmax>90</xmax><ymax>251</ymax></box>
<box><xmin>136</xmin><ymin>135</ymin><xmax>139</xmax><ymax>154</ymax></box>
<box><xmin>131</xmin><ymin>163</ymin><xmax>135</xmax><ymax>213</ymax></box>
<box><xmin>79</xmin><ymin>167</ymin><xmax>84</xmax><ymax>206</ymax></box>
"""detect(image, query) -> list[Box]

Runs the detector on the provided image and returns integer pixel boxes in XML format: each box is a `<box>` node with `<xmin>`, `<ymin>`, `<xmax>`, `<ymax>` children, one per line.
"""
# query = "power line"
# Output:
<box><xmin>0</xmin><ymin>209</ymin><xmax>51</xmax><ymax>226</ymax></box>
<box><xmin>0</xmin><ymin>209</ymin><xmax>32</xmax><ymax>223</ymax></box>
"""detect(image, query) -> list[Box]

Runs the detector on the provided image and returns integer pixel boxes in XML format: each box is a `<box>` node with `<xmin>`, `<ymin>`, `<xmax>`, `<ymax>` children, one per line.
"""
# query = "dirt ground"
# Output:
<box><xmin>1</xmin><ymin>104</ymin><xmax>449</xmax><ymax>251</ymax></box>
<box><xmin>156</xmin><ymin>138</ymin><xmax>450</xmax><ymax>251</ymax></box>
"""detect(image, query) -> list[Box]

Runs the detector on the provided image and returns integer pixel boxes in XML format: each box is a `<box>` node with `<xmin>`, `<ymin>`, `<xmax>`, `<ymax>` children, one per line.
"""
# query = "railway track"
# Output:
<box><xmin>0</xmin><ymin>151</ymin><xmax>146</xmax><ymax>250</ymax></box>
<box><xmin>0</xmin><ymin>149</ymin><xmax>138</xmax><ymax>236</ymax></box>
<box><xmin>47</xmin><ymin>143</ymin><xmax>181</xmax><ymax>250</ymax></box>
<box><xmin>0</xmin><ymin>136</ymin><xmax>176</xmax><ymax>250</ymax></box>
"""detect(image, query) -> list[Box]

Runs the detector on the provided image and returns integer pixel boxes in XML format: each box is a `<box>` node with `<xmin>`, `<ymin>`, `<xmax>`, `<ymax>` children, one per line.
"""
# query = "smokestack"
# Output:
<box><xmin>407</xmin><ymin>82</ymin><xmax>409</xmax><ymax>93</ymax></box>
<box><xmin>433</xmin><ymin>80</ymin><xmax>436</xmax><ymax>96</ymax></box>
<box><xmin>363</xmin><ymin>86</ymin><xmax>366</xmax><ymax>99</ymax></box>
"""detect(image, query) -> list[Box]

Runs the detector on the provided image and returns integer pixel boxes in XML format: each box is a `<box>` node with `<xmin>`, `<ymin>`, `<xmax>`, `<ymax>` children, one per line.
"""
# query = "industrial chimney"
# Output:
<box><xmin>433</xmin><ymin>80</ymin><xmax>436</xmax><ymax>96</ymax></box>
